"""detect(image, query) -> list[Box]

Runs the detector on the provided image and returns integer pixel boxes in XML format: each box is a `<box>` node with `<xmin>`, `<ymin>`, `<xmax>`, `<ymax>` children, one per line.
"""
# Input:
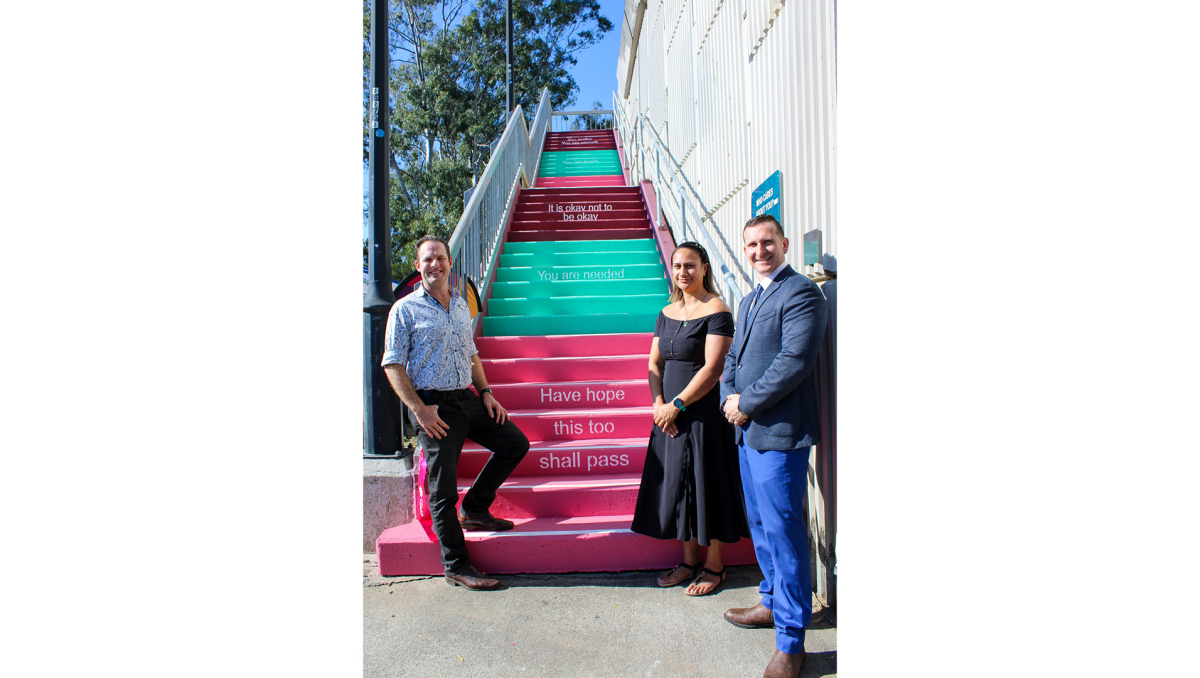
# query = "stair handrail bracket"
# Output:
<box><xmin>446</xmin><ymin>89</ymin><xmax>553</xmax><ymax>328</ymax></box>
<box><xmin>613</xmin><ymin>93</ymin><xmax>748</xmax><ymax>313</ymax></box>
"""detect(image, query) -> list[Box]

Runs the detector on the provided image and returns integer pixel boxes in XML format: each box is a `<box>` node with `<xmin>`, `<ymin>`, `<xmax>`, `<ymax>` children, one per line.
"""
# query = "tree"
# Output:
<box><xmin>364</xmin><ymin>0</ymin><xmax>613</xmax><ymax>280</ymax></box>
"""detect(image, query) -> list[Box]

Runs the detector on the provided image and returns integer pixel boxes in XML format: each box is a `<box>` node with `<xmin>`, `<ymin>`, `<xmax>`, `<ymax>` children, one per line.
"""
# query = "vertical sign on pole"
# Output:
<box><xmin>751</xmin><ymin>170</ymin><xmax>783</xmax><ymax>223</ymax></box>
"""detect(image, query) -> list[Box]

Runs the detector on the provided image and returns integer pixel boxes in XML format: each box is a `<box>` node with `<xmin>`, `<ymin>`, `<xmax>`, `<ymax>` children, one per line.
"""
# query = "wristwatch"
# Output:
<box><xmin>479</xmin><ymin>388</ymin><xmax>492</xmax><ymax>396</ymax></box>
<box><xmin>672</xmin><ymin>397</ymin><xmax>687</xmax><ymax>411</ymax></box>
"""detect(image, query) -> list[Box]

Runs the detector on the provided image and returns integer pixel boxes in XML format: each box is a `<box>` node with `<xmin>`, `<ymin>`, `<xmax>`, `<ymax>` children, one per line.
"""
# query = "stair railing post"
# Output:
<box><xmin>678</xmin><ymin>184</ymin><xmax>688</xmax><ymax>242</ymax></box>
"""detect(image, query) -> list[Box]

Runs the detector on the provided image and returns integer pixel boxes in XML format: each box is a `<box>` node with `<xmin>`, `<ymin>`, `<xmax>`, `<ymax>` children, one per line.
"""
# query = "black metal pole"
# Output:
<box><xmin>364</xmin><ymin>0</ymin><xmax>399</xmax><ymax>457</ymax></box>
<box><xmin>506</xmin><ymin>0</ymin><xmax>514</xmax><ymax>121</ymax></box>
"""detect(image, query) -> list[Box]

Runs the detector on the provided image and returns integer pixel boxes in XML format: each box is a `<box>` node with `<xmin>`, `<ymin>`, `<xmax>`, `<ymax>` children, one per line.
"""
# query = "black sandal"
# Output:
<box><xmin>685</xmin><ymin>567</ymin><xmax>727</xmax><ymax>597</ymax></box>
<box><xmin>657</xmin><ymin>561</ymin><xmax>701</xmax><ymax>587</ymax></box>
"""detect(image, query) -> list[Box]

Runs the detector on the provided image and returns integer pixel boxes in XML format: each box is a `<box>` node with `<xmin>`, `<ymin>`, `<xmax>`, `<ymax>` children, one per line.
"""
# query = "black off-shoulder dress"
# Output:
<box><xmin>630</xmin><ymin>311</ymin><xmax>751</xmax><ymax>546</ymax></box>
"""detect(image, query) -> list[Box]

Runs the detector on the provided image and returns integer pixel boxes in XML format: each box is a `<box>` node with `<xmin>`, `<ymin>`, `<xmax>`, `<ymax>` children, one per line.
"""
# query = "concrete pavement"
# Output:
<box><xmin>364</xmin><ymin>554</ymin><xmax>836</xmax><ymax>677</ymax></box>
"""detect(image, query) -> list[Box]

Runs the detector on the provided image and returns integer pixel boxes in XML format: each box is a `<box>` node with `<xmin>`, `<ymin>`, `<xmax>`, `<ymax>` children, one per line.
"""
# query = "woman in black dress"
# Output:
<box><xmin>631</xmin><ymin>242</ymin><xmax>751</xmax><ymax>596</ymax></box>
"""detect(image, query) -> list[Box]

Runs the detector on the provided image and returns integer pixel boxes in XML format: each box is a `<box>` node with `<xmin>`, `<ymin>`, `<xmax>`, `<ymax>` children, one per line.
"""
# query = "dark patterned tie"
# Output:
<box><xmin>746</xmin><ymin>284</ymin><xmax>764</xmax><ymax>329</ymax></box>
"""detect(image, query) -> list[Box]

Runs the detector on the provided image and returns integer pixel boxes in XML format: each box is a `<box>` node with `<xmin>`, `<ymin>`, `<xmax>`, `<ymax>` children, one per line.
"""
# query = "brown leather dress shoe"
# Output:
<box><xmin>444</xmin><ymin>564</ymin><xmax>500</xmax><ymax>591</ymax></box>
<box><xmin>763</xmin><ymin>648</ymin><xmax>805</xmax><ymax>678</ymax></box>
<box><xmin>724</xmin><ymin>602</ymin><xmax>774</xmax><ymax>629</ymax></box>
<box><xmin>458</xmin><ymin>511</ymin><xmax>515</xmax><ymax>531</ymax></box>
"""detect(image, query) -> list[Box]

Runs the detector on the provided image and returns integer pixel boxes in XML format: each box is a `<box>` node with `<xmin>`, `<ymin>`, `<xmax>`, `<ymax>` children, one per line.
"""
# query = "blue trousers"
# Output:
<box><xmin>739</xmin><ymin>440</ymin><xmax>811</xmax><ymax>654</ymax></box>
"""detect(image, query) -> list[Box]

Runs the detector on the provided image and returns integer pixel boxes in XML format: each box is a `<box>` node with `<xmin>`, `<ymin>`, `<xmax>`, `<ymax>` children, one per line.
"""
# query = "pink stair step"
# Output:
<box><xmin>457</xmin><ymin>437</ymin><xmax>649</xmax><ymax>477</ymax></box>
<box><xmin>481</xmin><ymin>354</ymin><xmax>649</xmax><ymax>383</ymax></box>
<box><xmin>476</xmin><ymin>333</ymin><xmax>653</xmax><ymax>359</ymax></box>
<box><xmin>506</xmin><ymin>406</ymin><xmax>653</xmax><ymax>442</ymax></box>
<box><xmin>513</xmin><ymin>209</ymin><xmax>647</xmax><ymax>222</ymax></box>
<box><xmin>519</xmin><ymin>189</ymin><xmax>640</xmax><ymax>200</ymax></box>
<box><xmin>375</xmin><ymin>515</ymin><xmax>759</xmax><ymax>575</ymax></box>
<box><xmin>507</xmin><ymin>228</ymin><xmax>651</xmax><ymax>242</ymax></box>
<box><xmin>489</xmin><ymin>379</ymin><xmax>648</xmax><ymax>410</ymax></box>
<box><xmin>535</xmin><ymin>176</ymin><xmax>626</xmax><ymax>188</ymax></box>
<box><xmin>516</xmin><ymin>200</ymin><xmax>643</xmax><ymax>210</ymax></box>
<box><xmin>456</xmin><ymin>473</ymin><xmax>642</xmax><ymax>518</ymax></box>
<box><xmin>509</xmin><ymin>217</ymin><xmax>649</xmax><ymax>231</ymax></box>
<box><xmin>543</xmin><ymin>142</ymin><xmax>617</xmax><ymax>149</ymax></box>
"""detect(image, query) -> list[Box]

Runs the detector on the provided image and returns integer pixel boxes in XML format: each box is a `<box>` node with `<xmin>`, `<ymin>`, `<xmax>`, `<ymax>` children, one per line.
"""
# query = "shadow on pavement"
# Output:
<box><xmin>496</xmin><ymin>563</ymin><xmax>769</xmax><ymax>589</ymax></box>
<box><xmin>802</xmin><ymin>650</ymin><xmax>837</xmax><ymax>677</ymax></box>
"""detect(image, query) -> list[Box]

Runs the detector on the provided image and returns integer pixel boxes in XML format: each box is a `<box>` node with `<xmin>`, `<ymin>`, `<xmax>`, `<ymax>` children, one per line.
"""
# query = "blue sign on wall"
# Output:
<box><xmin>751</xmin><ymin>170</ymin><xmax>783</xmax><ymax>224</ymax></box>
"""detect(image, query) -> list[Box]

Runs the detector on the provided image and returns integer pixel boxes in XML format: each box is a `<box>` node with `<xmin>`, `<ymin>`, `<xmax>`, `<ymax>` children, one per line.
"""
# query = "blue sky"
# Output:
<box><xmin>567</xmin><ymin>0</ymin><xmax>624</xmax><ymax>111</ymax></box>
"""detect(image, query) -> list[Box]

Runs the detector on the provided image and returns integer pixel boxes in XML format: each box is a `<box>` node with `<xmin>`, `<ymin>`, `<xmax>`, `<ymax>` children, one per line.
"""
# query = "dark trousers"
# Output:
<box><xmin>410</xmin><ymin>391</ymin><xmax>529</xmax><ymax>573</ymax></box>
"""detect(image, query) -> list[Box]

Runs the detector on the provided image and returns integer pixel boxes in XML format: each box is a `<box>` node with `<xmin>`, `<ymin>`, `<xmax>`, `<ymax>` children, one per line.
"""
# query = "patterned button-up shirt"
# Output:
<box><xmin>381</xmin><ymin>284</ymin><xmax>477</xmax><ymax>390</ymax></box>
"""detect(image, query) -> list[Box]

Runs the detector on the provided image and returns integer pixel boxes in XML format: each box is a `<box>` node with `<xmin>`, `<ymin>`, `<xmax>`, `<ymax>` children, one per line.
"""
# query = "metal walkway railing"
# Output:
<box><xmin>445</xmin><ymin>88</ymin><xmax>551</xmax><ymax>326</ymax></box>
<box><xmin>612</xmin><ymin>92</ymin><xmax>750</xmax><ymax>314</ymax></box>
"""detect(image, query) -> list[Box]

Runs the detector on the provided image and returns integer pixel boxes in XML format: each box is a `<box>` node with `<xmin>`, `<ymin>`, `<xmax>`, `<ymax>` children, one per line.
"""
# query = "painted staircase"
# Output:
<box><xmin>376</xmin><ymin>130</ymin><xmax>756</xmax><ymax>575</ymax></box>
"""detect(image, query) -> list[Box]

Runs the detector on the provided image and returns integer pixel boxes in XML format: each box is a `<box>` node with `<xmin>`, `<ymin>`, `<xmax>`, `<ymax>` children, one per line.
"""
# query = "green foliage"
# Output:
<box><xmin>364</xmin><ymin>0</ymin><xmax>613</xmax><ymax>281</ymax></box>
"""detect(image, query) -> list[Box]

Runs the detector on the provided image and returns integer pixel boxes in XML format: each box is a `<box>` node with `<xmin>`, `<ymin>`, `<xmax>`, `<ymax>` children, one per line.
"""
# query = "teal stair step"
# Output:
<box><xmin>498</xmin><ymin>250</ymin><xmax>661</xmax><ymax>268</ymax></box>
<box><xmin>539</xmin><ymin>150</ymin><xmax>621</xmax><ymax>163</ymax></box>
<box><xmin>489</xmin><ymin>294</ymin><xmax>668</xmax><ymax>317</ymax></box>
<box><xmin>491</xmin><ymin>278</ymin><xmax>669</xmax><ymax>299</ymax></box>
<box><xmin>503</xmin><ymin>239</ymin><xmax>658</xmax><ymax>254</ymax></box>
<box><xmin>496</xmin><ymin>263</ymin><xmax>665</xmax><ymax>283</ymax></box>
<box><xmin>539</xmin><ymin>165</ymin><xmax>624</xmax><ymax>178</ymax></box>
<box><xmin>483</xmin><ymin>312</ymin><xmax>660</xmax><ymax>337</ymax></box>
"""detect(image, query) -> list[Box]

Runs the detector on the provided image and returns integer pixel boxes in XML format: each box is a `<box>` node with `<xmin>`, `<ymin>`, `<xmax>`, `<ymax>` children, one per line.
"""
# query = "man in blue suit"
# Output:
<box><xmin>720</xmin><ymin>214</ymin><xmax>828</xmax><ymax>678</ymax></box>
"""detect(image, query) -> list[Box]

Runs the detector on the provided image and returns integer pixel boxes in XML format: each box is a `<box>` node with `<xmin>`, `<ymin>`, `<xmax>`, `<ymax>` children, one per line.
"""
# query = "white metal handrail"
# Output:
<box><xmin>549</xmin><ymin>109</ymin><xmax>615</xmax><ymax>132</ymax></box>
<box><xmin>446</xmin><ymin>88</ymin><xmax>551</xmax><ymax>328</ymax></box>
<box><xmin>613</xmin><ymin>92</ymin><xmax>750</xmax><ymax>312</ymax></box>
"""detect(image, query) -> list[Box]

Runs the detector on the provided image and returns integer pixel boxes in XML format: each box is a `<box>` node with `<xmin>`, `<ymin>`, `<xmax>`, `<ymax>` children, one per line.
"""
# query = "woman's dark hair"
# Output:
<box><xmin>668</xmin><ymin>241</ymin><xmax>721</xmax><ymax>302</ymax></box>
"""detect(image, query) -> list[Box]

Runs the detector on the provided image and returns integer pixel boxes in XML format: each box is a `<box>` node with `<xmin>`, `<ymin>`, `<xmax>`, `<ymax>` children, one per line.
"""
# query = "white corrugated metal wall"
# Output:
<box><xmin>619</xmin><ymin>0</ymin><xmax>837</xmax><ymax>285</ymax></box>
<box><xmin>615</xmin><ymin>0</ymin><xmax>837</xmax><ymax>606</ymax></box>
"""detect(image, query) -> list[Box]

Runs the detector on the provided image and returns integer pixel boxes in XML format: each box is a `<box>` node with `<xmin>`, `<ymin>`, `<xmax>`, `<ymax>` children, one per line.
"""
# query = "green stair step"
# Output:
<box><xmin>496</xmin><ymin>262</ymin><xmax>665</xmax><ymax>282</ymax></box>
<box><xmin>484</xmin><ymin>312</ymin><xmax>660</xmax><ymax>337</ymax></box>
<box><xmin>539</xmin><ymin>166</ymin><xmax>623</xmax><ymax>178</ymax></box>
<box><xmin>498</xmin><ymin>251</ymin><xmax>661</xmax><ymax>268</ymax></box>
<box><xmin>503</xmin><ymin>239</ymin><xmax>657</xmax><ymax>254</ymax></box>
<box><xmin>538</xmin><ymin>150</ymin><xmax>623</xmax><ymax>177</ymax></box>
<box><xmin>491</xmin><ymin>278</ymin><xmax>668</xmax><ymax>299</ymax></box>
<box><xmin>489</xmin><ymin>294</ymin><xmax>668</xmax><ymax>317</ymax></box>
<box><xmin>539</xmin><ymin>150</ymin><xmax>621</xmax><ymax>163</ymax></box>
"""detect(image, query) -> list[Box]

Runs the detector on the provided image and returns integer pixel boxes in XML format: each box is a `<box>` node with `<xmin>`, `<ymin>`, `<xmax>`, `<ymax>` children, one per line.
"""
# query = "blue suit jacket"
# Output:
<box><xmin>720</xmin><ymin>265</ymin><xmax>827</xmax><ymax>451</ymax></box>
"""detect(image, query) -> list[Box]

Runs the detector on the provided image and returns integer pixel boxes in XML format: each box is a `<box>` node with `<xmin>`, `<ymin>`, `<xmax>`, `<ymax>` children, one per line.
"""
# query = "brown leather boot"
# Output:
<box><xmin>763</xmin><ymin>648</ymin><xmax>805</xmax><ymax>678</ymax></box>
<box><xmin>724</xmin><ymin>602</ymin><xmax>774</xmax><ymax>629</ymax></box>
<box><xmin>444</xmin><ymin>564</ymin><xmax>500</xmax><ymax>591</ymax></box>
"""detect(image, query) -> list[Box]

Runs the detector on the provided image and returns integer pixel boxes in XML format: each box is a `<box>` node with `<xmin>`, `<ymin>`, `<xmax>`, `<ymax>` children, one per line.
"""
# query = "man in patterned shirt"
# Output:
<box><xmin>382</xmin><ymin>235</ymin><xmax>529</xmax><ymax>591</ymax></box>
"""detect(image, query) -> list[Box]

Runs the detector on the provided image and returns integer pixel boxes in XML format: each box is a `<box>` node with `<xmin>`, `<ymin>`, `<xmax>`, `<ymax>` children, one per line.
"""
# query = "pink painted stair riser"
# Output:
<box><xmin>535</xmin><ymin>175</ymin><xmax>626</xmax><ymax>188</ymax></box>
<box><xmin>518</xmin><ymin>188</ymin><xmax>640</xmax><ymax>199</ymax></box>
<box><xmin>506</xmin><ymin>228</ymin><xmax>651</xmax><ymax>242</ymax></box>
<box><xmin>505</xmin><ymin>407</ymin><xmax>653</xmax><ymax>442</ymax></box>
<box><xmin>476</xmin><ymin>333</ymin><xmax>653</xmax><ymax>358</ymax></box>
<box><xmin>456</xmin><ymin>437</ymin><xmax>649</xmax><ymax>478</ymax></box>
<box><xmin>375</xmin><ymin>517</ymin><xmax>759</xmax><ymax>575</ymax></box>
<box><xmin>512</xmin><ymin>209</ymin><xmax>647</xmax><ymax>223</ymax></box>
<box><xmin>454</xmin><ymin>473</ymin><xmax>642</xmax><ymax>518</ymax></box>
<box><xmin>481</xmin><ymin>354</ymin><xmax>649</xmax><ymax>383</ymax></box>
<box><xmin>488</xmin><ymin>379</ymin><xmax>648</xmax><ymax>410</ymax></box>
<box><xmin>508</xmin><ymin>217</ymin><xmax>650</xmax><ymax>231</ymax></box>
